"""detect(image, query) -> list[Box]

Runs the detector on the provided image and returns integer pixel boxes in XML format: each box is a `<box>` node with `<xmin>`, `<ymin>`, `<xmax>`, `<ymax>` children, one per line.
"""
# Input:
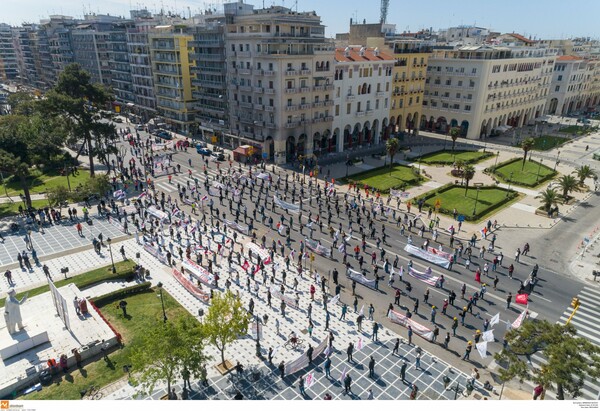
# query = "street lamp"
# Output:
<box><xmin>64</xmin><ymin>162</ymin><xmax>72</xmax><ymax>192</ymax></box>
<box><xmin>157</xmin><ymin>282</ymin><xmax>168</xmax><ymax>323</ymax></box>
<box><xmin>253</xmin><ymin>314</ymin><xmax>263</xmax><ymax>358</ymax></box>
<box><xmin>536</xmin><ymin>158</ymin><xmax>544</xmax><ymax>184</ymax></box>
<box><xmin>493</xmin><ymin>151</ymin><xmax>500</xmax><ymax>172</ymax></box>
<box><xmin>107</xmin><ymin>237</ymin><xmax>116</xmax><ymax>273</ymax></box>
<box><xmin>345</xmin><ymin>154</ymin><xmax>350</xmax><ymax>178</ymax></box>
<box><xmin>472</xmin><ymin>186</ymin><xmax>480</xmax><ymax>216</ymax></box>
<box><xmin>554</xmin><ymin>151</ymin><xmax>560</xmax><ymax>171</ymax></box>
<box><xmin>506</xmin><ymin>171</ymin><xmax>514</xmax><ymax>198</ymax></box>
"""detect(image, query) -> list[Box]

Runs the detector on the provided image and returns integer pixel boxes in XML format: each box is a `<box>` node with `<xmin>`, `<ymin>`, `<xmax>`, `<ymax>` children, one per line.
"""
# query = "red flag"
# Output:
<box><xmin>242</xmin><ymin>260</ymin><xmax>249</xmax><ymax>271</ymax></box>
<box><xmin>515</xmin><ymin>293</ymin><xmax>529</xmax><ymax>305</ymax></box>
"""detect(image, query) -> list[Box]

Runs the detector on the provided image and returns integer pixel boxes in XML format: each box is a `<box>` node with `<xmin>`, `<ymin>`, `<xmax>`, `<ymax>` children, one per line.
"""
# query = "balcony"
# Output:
<box><xmin>366</xmin><ymin>109</ymin><xmax>374</xmax><ymax>115</ymax></box>
<box><xmin>300</xmin><ymin>87</ymin><xmax>310</xmax><ymax>93</ymax></box>
<box><xmin>254</xmin><ymin>87</ymin><xmax>264</xmax><ymax>93</ymax></box>
<box><xmin>285</xmin><ymin>69</ymin><xmax>299</xmax><ymax>76</ymax></box>
<box><xmin>239</xmin><ymin>102</ymin><xmax>253</xmax><ymax>109</ymax></box>
<box><xmin>324</xmin><ymin>84</ymin><xmax>334</xmax><ymax>91</ymax></box>
<box><xmin>323</xmin><ymin>116</ymin><xmax>333</xmax><ymax>122</ymax></box>
<box><xmin>265</xmin><ymin>88</ymin><xmax>276</xmax><ymax>94</ymax></box>
<box><xmin>375</xmin><ymin>91</ymin><xmax>385</xmax><ymax>97</ymax></box>
<box><xmin>285</xmin><ymin>88</ymin><xmax>297</xmax><ymax>94</ymax></box>
<box><xmin>299</xmin><ymin>103</ymin><xmax>311</xmax><ymax>110</ymax></box>
<box><xmin>313</xmin><ymin>101</ymin><xmax>324</xmax><ymax>108</ymax></box>
<box><xmin>285</xmin><ymin>121</ymin><xmax>299</xmax><ymax>128</ymax></box>
<box><xmin>238</xmin><ymin>68</ymin><xmax>252</xmax><ymax>75</ymax></box>
<box><xmin>312</xmin><ymin>117</ymin><xmax>322</xmax><ymax>123</ymax></box>
<box><xmin>236</xmin><ymin>51</ymin><xmax>251</xmax><ymax>58</ymax></box>
<box><xmin>356</xmin><ymin>111</ymin><xmax>366</xmax><ymax>117</ymax></box>
<box><xmin>265</xmin><ymin>106</ymin><xmax>275</xmax><ymax>112</ymax></box>
<box><xmin>262</xmin><ymin>70</ymin><xmax>275</xmax><ymax>76</ymax></box>
<box><xmin>254</xmin><ymin>104</ymin><xmax>264</xmax><ymax>110</ymax></box>
<box><xmin>313</xmin><ymin>85</ymin><xmax>325</xmax><ymax>92</ymax></box>
<box><xmin>300</xmin><ymin>69</ymin><xmax>311</xmax><ymax>75</ymax></box>
<box><xmin>265</xmin><ymin>122</ymin><xmax>276</xmax><ymax>128</ymax></box>
<box><xmin>346</xmin><ymin>94</ymin><xmax>355</xmax><ymax>101</ymax></box>
<box><xmin>285</xmin><ymin>104</ymin><xmax>299</xmax><ymax>111</ymax></box>
<box><xmin>239</xmin><ymin>85</ymin><xmax>252</xmax><ymax>92</ymax></box>
<box><xmin>324</xmin><ymin>100</ymin><xmax>334</xmax><ymax>106</ymax></box>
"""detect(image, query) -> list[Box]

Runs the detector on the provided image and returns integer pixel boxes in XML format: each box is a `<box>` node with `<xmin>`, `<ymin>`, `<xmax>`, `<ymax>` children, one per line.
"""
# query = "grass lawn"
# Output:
<box><xmin>558</xmin><ymin>125</ymin><xmax>598</xmax><ymax>135</ymax></box>
<box><xmin>530</xmin><ymin>136</ymin><xmax>570</xmax><ymax>151</ymax></box>
<box><xmin>494</xmin><ymin>158</ymin><xmax>556</xmax><ymax>187</ymax></box>
<box><xmin>25</xmin><ymin>287</ymin><xmax>193</xmax><ymax>400</ymax></box>
<box><xmin>344</xmin><ymin>164</ymin><xmax>425</xmax><ymax>192</ymax></box>
<box><xmin>422</xmin><ymin>186</ymin><xmax>517</xmax><ymax>222</ymax></box>
<box><xmin>1</xmin><ymin>169</ymin><xmax>92</xmax><ymax>197</ymax></box>
<box><xmin>419</xmin><ymin>150</ymin><xmax>492</xmax><ymax>165</ymax></box>
<box><xmin>1</xmin><ymin>260</ymin><xmax>136</xmax><ymax>309</ymax></box>
<box><xmin>0</xmin><ymin>199</ymin><xmax>49</xmax><ymax>218</ymax></box>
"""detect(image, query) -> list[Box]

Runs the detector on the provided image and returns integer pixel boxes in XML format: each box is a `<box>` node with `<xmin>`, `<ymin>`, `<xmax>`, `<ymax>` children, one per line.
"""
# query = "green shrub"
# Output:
<box><xmin>91</xmin><ymin>281</ymin><xmax>152</xmax><ymax>306</ymax></box>
<box><xmin>78</xmin><ymin>269</ymin><xmax>136</xmax><ymax>290</ymax></box>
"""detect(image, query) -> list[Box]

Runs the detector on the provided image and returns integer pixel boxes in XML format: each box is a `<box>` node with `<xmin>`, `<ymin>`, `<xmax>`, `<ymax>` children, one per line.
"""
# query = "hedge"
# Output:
<box><xmin>90</xmin><ymin>281</ymin><xmax>152</xmax><ymax>306</ymax></box>
<box><xmin>77</xmin><ymin>269</ymin><xmax>137</xmax><ymax>290</ymax></box>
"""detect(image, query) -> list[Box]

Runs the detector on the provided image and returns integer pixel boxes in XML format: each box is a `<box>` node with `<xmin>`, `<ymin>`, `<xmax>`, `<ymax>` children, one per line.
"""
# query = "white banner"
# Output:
<box><xmin>224</xmin><ymin>219</ymin><xmax>250</xmax><ymax>235</ymax></box>
<box><xmin>246</xmin><ymin>242</ymin><xmax>272</xmax><ymax>265</ymax></box>
<box><xmin>404</xmin><ymin>244</ymin><xmax>451</xmax><ymax>269</ymax></box>
<box><xmin>284</xmin><ymin>337</ymin><xmax>328</xmax><ymax>376</ymax></box>
<box><xmin>407</xmin><ymin>266</ymin><xmax>439</xmax><ymax>287</ymax></box>
<box><xmin>147</xmin><ymin>206</ymin><xmax>168</xmax><ymax>220</ymax></box>
<box><xmin>388</xmin><ymin>309</ymin><xmax>434</xmax><ymax>341</ymax></box>
<box><xmin>143</xmin><ymin>243</ymin><xmax>168</xmax><ymax>265</ymax></box>
<box><xmin>172</xmin><ymin>268</ymin><xmax>210</xmax><ymax>303</ymax></box>
<box><xmin>490</xmin><ymin>313</ymin><xmax>500</xmax><ymax>327</ymax></box>
<box><xmin>346</xmin><ymin>268</ymin><xmax>376</xmax><ymax>288</ymax></box>
<box><xmin>256</xmin><ymin>172</ymin><xmax>270</xmax><ymax>180</ymax></box>
<box><xmin>426</xmin><ymin>246</ymin><xmax>453</xmax><ymax>261</ymax></box>
<box><xmin>511</xmin><ymin>309</ymin><xmax>528</xmax><ymax>329</ymax></box>
<box><xmin>274</xmin><ymin>195</ymin><xmax>300</xmax><ymax>213</ymax></box>
<box><xmin>182</xmin><ymin>258</ymin><xmax>215</xmax><ymax>288</ymax></box>
<box><xmin>482</xmin><ymin>330</ymin><xmax>494</xmax><ymax>342</ymax></box>
<box><xmin>269</xmin><ymin>286</ymin><xmax>298</xmax><ymax>310</ymax></box>
<box><xmin>305</xmin><ymin>238</ymin><xmax>331</xmax><ymax>258</ymax></box>
<box><xmin>476</xmin><ymin>341</ymin><xmax>488</xmax><ymax>359</ymax></box>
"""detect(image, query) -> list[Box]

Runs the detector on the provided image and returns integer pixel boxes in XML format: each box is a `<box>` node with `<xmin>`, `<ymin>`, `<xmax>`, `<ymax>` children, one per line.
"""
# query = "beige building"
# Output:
<box><xmin>422</xmin><ymin>45</ymin><xmax>556</xmax><ymax>140</ymax></box>
<box><xmin>223</xmin><ymin>1</ymin><xmax>334</xmax><ymax>164</ymax></box>
<box><xmin>332</xmin><ymin>46</ymin><xmax>394</xmax><ymax>151</ymax></box>
<box><xmin>546</xmin><ymin>55</ymin><xmax>600</xmax><ymax>115</ymax></box>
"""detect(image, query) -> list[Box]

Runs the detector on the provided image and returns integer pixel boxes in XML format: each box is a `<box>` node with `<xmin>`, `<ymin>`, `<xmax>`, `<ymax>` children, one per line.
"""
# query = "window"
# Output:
<box><xmin>231</xmin><ymin>44</ymin><xmax>235</xmax><ymax>52</ymax></box>
<box><xmin>399</xmin><ymin>99</ymin><xmax>403</xmax><ymax>108</ymax></box>
<box><xmin>416</xmin><ymin>96</ymin><xmax>420</xmax><ymax>103</ymax></box>
<box><xmin>471</xmin><ymin>68</ymin><xmax>477</xmax><ymax>74</ymax></box>
<box><xmin>469</xmin><ymin>80</ymin><xmax>475</xmax><ymax>87</ymax></box>
<box><xmin>465</xmin><ymin>105</ymin><xmax>471</xmax><ymax>111</ymax></box>
<box><xmin>347</xmin><ymin>103</ymin><xmax>351</xmax><ymax>114</ymax></box>
<box><xmin>335</xmin><ymin>105</ymin><xmax>339</xmax><ymax>116</ymax></box>
<box><xmin>301</xmin><ymin>97</ymin><xmax>306</xmax><ymax>104</ymax></box>
<box><xmin>408</xmin><ymin>97</ymin><xmax>413</xmax><ymax>105</ymax></box>
<box><xmin>456</xmin><ymin>93</ymin><xmax>461</xmax><ymax>99</ymax></box>
<box><xmin>239</xmin><ymin>44</ymin><xmax>243</xmax><ymax>51</ymax></box>
<box><xmin>375</xmin><ymin>100</ymin><xmax>379</xmax><ymax>110</ymax></box>
<box><xmin>245</xmin><ymin>44</ymin><xmax>250</xmax><ymax>51</ymax></box>
<box><xmin>269</xmin><ymin>63</ymin><xmax>273</xmax><ymax>70</ymax></box>
<box><xmin>384</xmin><ymin>98</ymin><xmax>388</xmax><ymax>108</ymax></box>
<box><xmin>357</xmin><ymin>102</ymin><xmax>361</xmax><ymax>112</ymax></box>
<box><xmin>366</xmin><ymin>101</ymin><xmax>371</xmax><ymax>111</ymax></box>
<box><xmin>287</xmin><ymin>63</ymin><xmax>293</xmax><ymax>70</ymax></box>
<box><xmin>458</xmin><ymin>80</ymin><xmax>463</xmax><ymax>87</ymax></box>
<box><xmin>555</xmin><ymin>85</ymin><xmax>560</xmax><ymax>92</ymax></box>
<box><xmin>349</xmin><ymin>69</ymin><xmax>353</xmax><ymax>78</ymax></box>
<box><xmin>287</xmin><ymin>98</ymin><xmax>292</xmax><ymax>106</ymax></box>
<box><xmin>269</xmin><ymin>99</ymin><xmax>274</xmax><ymax>107</ymax></box>
<box><xmin>558</xmin><ymin>75</ymin><xmax>562</xmax><ymax>81</ymax></box>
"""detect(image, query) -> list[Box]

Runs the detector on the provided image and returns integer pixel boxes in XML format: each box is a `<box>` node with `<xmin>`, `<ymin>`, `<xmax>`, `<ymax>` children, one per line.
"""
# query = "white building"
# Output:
<box><xmin>332</xmin><ymin>46</ymin><xmax>394</xmax><ymax>152</ymax></box>
<box><xmin>422</xmin><ymin>45</ymin><xmax>556</xmax><ymax>139</ymax></box>
<box><xmin>546</xmin><ymin>55</ymin><xmax>600</xmax><ymax>115</ymax></box>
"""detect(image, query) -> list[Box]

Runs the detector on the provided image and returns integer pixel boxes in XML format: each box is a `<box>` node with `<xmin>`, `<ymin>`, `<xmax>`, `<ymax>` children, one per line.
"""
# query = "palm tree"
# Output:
<box><xmin>386</xmin><ymin>137</ymin><xmax>399</xmax><ymax>172</ymax></box>
<box><xmin>535</xmin><ymin>188</ymin><xmax>559</xmax><ymax>212</ymax></box>
<box><xmin>454</xmin><ymin>159</ymin><xmax>466</xmax><ymax>172</ymax></box>
<box><xmin>520</xmin><ymin>138</ymin><xmax>535</xmax><ymax>170</ymax></box>
<box><xmin>574</xmin><ymin>165</ymin><xmax>597</xmax><ymax>186</ymax></box>
<box><xmin>557</xmin><ymin>174</ymin><xmax>578</xmax><ymax>201</ymax></box>
<box><xmin>450</xmin><ymin>127</ymin><xmax>460</xmax><ymax>151</ymax></box>
<box><xmin>463</xmin><ymin>164</ymin><xmax>476</xmax><ymax>195</ymax></box>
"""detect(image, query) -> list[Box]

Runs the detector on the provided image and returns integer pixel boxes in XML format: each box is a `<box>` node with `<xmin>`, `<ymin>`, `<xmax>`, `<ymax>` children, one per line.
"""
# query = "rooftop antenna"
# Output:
<box><xmin>380</xmin><ymin>0</ymin><xmax>389</xmax><ymax>24</ymax></box>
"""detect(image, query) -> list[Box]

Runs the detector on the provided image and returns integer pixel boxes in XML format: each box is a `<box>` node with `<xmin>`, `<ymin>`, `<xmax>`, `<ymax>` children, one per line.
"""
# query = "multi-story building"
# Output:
<box><xmin>148</xmin><ymin>25</ymin><xmax>196</xmax><ymax>134</ymax></box>
<box><xmin>0</xmin><ymin>24</ymin><xmax>18</xmax><ymax>81</ymax></box>
<box><xmin>190</xmin><ymin>15</ymin><xmax>228</xmax><ymax>136</ymax></box>
<box><xmin>422</xmin><ymin>44</ymin><xmax>556</xmax><ymax>139</ymax></box>
<box><xmin>223</xmin><ymin>1</ymin><xmax>335</xmax><ymax>164</ymax></box>
<box><xmin>127</xmin><ymin>14</ymin><xmax>159</xmax><ymax>121</ymax></box>
<box><xmin>546</xmin><ymin>55</ymin><xmax>600</xmax><ymax>115</ymax></box>
<box><xmin>108</xmin><ymin>21</ymin><xmax>134</xmax><ymax>107</ymax></box>
<box><xmin>332</xmin><ymin>46</ymin><xmax>394</xmax><ymax>152</ymax></box>
<box><xmin>39</xmin><ymin>16</ymin><xmax>77</xmax><ymax>86</ymax></box>
<box><xmin>13</xmin><ymin>24</ymin><xmax>47</xmax><ymax>89</ymax></box>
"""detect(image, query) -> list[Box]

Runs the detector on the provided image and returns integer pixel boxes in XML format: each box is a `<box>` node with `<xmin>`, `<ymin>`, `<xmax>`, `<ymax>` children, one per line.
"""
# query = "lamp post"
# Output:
<box><xmin>65</xmin><ymin>162</ymin><xmax>71</xmax><ymax>192</ymax></box>
<box><xmin>493</xmin><ymin>151</ymin><xmax>500</xmax><ymax>172</ymax></box>
<box><xmin>345</xmin><ymin>154</ymin><xmax>350</xmax><ymax>178</ymax></box>
<box><xmin>554</xmin><ymin>151</ymin><xmax>560</xmax><ymax>171</ymax></box>
<box><xmin>536</xmin><ymin>158</ymin><xmax>544</xmax><ymax>184</ymax></box>
<box><xmin>107</xmin><ymin>237</ymin><xmax>116</xmax><ymax>273</ymax></box>
<box><xmin>254</xmin><ymin>314</ymin><xmax>263</xmax><ymax>358</ymax></box>
<box><xmin>506</xmin><ymin>171</ymin><xmax>514</xmax><ymax>198</ymax></box>
<box><xmin>472</xmin><ymin>186</ymin><xmax>480</xmax><ymax>216</ymax></box>
<box><xmin>157</xmin><ymin>282</ymin><xmax>168</xmax><ymax>323</ymax></box>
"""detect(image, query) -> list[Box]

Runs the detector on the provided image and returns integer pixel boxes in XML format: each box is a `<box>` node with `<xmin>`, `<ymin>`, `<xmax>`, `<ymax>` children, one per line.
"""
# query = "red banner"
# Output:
<box><xmin>515</xmin><ymin>293</ymin><xmax>529</xmax><ymax>305</ymax></box>
<box><xmin>173</xmin><ymin>268</ymin><xmax>210</xmax><ymax>303</ymax></box>
<box><xmin>388</xmin><ymin>309</ymin><xmax>434</xmax><ymax>341</ymax></box>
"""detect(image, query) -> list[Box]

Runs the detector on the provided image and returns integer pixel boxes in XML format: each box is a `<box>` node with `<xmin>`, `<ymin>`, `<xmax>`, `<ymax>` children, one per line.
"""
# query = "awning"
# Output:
<box><xmin>233</xmin><ymin>146</ymin><xmax>247</xmax><ymax>155</ymax></box>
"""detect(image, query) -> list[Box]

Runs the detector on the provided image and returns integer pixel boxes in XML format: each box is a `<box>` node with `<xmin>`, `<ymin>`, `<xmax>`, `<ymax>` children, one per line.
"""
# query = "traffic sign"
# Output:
<box><xmin>262</xmin><ymin>152</ymin><xmax>268</xmax><ymax>159</ymax></box>
<box><xmin>457</xmin><ymin>215</ymin><xmax>465</xmax><ymax>222</ymax></box>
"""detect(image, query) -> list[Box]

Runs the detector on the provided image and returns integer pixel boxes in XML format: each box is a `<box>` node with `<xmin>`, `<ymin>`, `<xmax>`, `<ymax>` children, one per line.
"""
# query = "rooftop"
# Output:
<box><xmin>335</xmin><ymin>46</ymin><xmax>394</xmax><ymax>62</ymax></box>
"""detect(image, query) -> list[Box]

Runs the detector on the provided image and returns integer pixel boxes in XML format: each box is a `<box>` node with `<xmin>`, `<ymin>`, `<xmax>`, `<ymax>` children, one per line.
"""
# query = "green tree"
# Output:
<box><xmin>454</xmin><ymin>158</ymin><xmax>466</xmax><ymax>172</ymax></box>
<box><xmin>0</xmin><ymin>114</ymin><xmax>65</xmax><ymax>207</ymax></box>
<box><xmin>450</xmin><ymin>127</ymin><xmax>460</xmax><ymax>151</ymax></box>
<box><xmin>535</xmin><ymin>188</ymin><xmax>559</xmax><ymax>212</ymax></box>
<box><xmin>494</xmin><ymin>320</ymin><xmax>600</xmax><ymax>400</ymax></box>
<box><xmin>7</xmin><ymin>92</ymin><xmax>37</xmax><ymax>116</ymax></box>
<box><xmin>41</xmin><ymin>63</ymin><xmax>116</xmax><ymax>177</ymax></box>
<box><xmin>202</xmin><ymin>290</ymin><xmax>250</xmax><ymax>368</ymax></box>
<box><xmin>131</xmin><ymin>316</ymin><xmax>210</xmax><ymax>396</ymax></box>
<box><xmin>88</xmin><ymin>174</ymin><xmax>111</xmax><ymax>197</ymax></box>
<box><xmin>463</xmin><ymin>164</ymin><xmax>476</xmax><ymax>195</ymax></box>
<box><xmin>386</xmin><ymin>137</ymin><xmax>399</xmax><ymax>172</ymax></box>
<box><xmin>573</xmin><ymin>165</ymin><xmax>596</xmax><ymax>186</ymax></box>
<box><xmin>520</xmin><ymin>138</ymin><xmax>535</xmax><ymax>170</ymax></box>
<box><xmin>557</xmin><ymin>174</ymin><xmax>578</xmax><ymax>201</ymax></box>
<box><xmin>46</xmin><ymin>186</ymin><xmax>70</xmax><ymax>210</ymax></box>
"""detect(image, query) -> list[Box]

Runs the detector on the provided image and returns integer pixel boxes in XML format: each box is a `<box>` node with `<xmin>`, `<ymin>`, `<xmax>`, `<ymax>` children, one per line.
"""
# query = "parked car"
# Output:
<box><xmin>135</xmin><ymin>123</ymin><xmax>144</xmax><ymax>131</ymax></box>
<box><xmin>211</xmin><ymin>152</ymin><xmax>225</xmax><ymax>161</ymax></box>
<box><xmin>156</xmin><ymin>130</ymin><xmax>172</xmax><ymax>140</ymax></box>
<box><xmin>197</xmin><ymin>147</ymin><xmax>212</xmax><ymax>156</ymax></box>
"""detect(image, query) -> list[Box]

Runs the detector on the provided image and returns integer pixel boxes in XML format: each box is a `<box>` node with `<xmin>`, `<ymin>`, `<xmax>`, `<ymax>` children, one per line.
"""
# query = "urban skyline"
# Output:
<box><xmin>4</xmin><ymin>0</ymin><xmax>600</xmax><ymax>40</ymax></box>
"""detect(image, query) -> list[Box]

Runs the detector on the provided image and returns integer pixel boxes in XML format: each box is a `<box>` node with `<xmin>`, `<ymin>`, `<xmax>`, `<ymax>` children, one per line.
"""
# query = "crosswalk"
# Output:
<box><xmin>529</xmin><ymin>285</ymin><xmax>600</xmax><ymax>400</ymax></box>
<box><xmin>154</xmin><ymin>167</ymin><xmax>220</xmax><ymax>194</ymax></box>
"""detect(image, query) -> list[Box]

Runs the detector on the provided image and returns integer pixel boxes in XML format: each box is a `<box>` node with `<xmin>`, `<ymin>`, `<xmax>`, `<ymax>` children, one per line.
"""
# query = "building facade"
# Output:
<box><xmin>333</xmin><ymin>46</ymin><xmax>393</xmax><ymax>152</ymax></box>
<box><xmin>422</xmin><ymin>45</ymin><xmax>555</xmax><ymax>140</ymax></box>
<box><xmin>0</xmin><ymin>24</ymin><xmax>18</xmax><ymax>81</ymax></box>
<box><xmin>223</xmin><ymin>1</ymin><xmax>335</xmax><ymax>164</ymax></box>
<box><xmin>148</xmin><ymin>25</ymin><xmax>196</xmax><ymax>134</ymax></box>
<box><xmin>546</xmin><ymin>55</ymin><xmax>600</xmax><ymax>115</ymax></box>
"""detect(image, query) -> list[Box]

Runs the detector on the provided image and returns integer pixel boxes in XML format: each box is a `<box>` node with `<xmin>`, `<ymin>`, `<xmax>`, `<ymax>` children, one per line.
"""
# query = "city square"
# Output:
<box><xmin>0</xmin><ymin>0</ymin><xmax>599</xmax><ymax>406</ymax></box>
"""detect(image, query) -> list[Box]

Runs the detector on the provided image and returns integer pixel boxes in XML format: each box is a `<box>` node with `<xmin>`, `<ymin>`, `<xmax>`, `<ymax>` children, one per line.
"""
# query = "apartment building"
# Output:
<box><xmin>333</xmin><ymin>46</ymin><xmax>394</xmax><ymax>152</ymax></box>
<box><xmin>223</xmin><ymin>1</ymin><xmax>335</xmax><ymax>164</ymax></box>
<box><xmin>39</xmin><ymin>16</ymin><xmax>77</xmax><ymax>86</ymax></box>
<box><xmin>12</xmin><ymin>24</ymin><xmax>46</xmax><ymax>89</ymax></box>
<box><xmin>0</xmin><ymin>24</ymin><xmax>18</xmax><ymax>81</ymax></box>
<box><xmin>546</xmin><ymin>55</ymin><xmax>600</xmax><ymax>115</ymax></box>
<box><xmin>148</xmin><ymin>25</ymin><xmax>196</xmax><ymax>134</ymax></box>
<box><xmin>422</xmin><ymin>45</ymin><xmax>556</xmax><ymax>139</ymax></box>
<box><xmin>190</xmin><ymin>16</ymin><xmax>228</xmax><ymax>135</ymax></box>
<box><xmin>108</xmin><ymin>21</ymin><xmax>134</xmax><ymax>107</ymax></box>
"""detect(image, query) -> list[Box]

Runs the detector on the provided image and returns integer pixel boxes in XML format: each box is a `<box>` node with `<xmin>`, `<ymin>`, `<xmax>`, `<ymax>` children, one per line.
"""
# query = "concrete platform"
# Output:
<box><xmin>0</xmin><ymin>283</ymin><xmax>118</xmax><ymax>398</ymax></box>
